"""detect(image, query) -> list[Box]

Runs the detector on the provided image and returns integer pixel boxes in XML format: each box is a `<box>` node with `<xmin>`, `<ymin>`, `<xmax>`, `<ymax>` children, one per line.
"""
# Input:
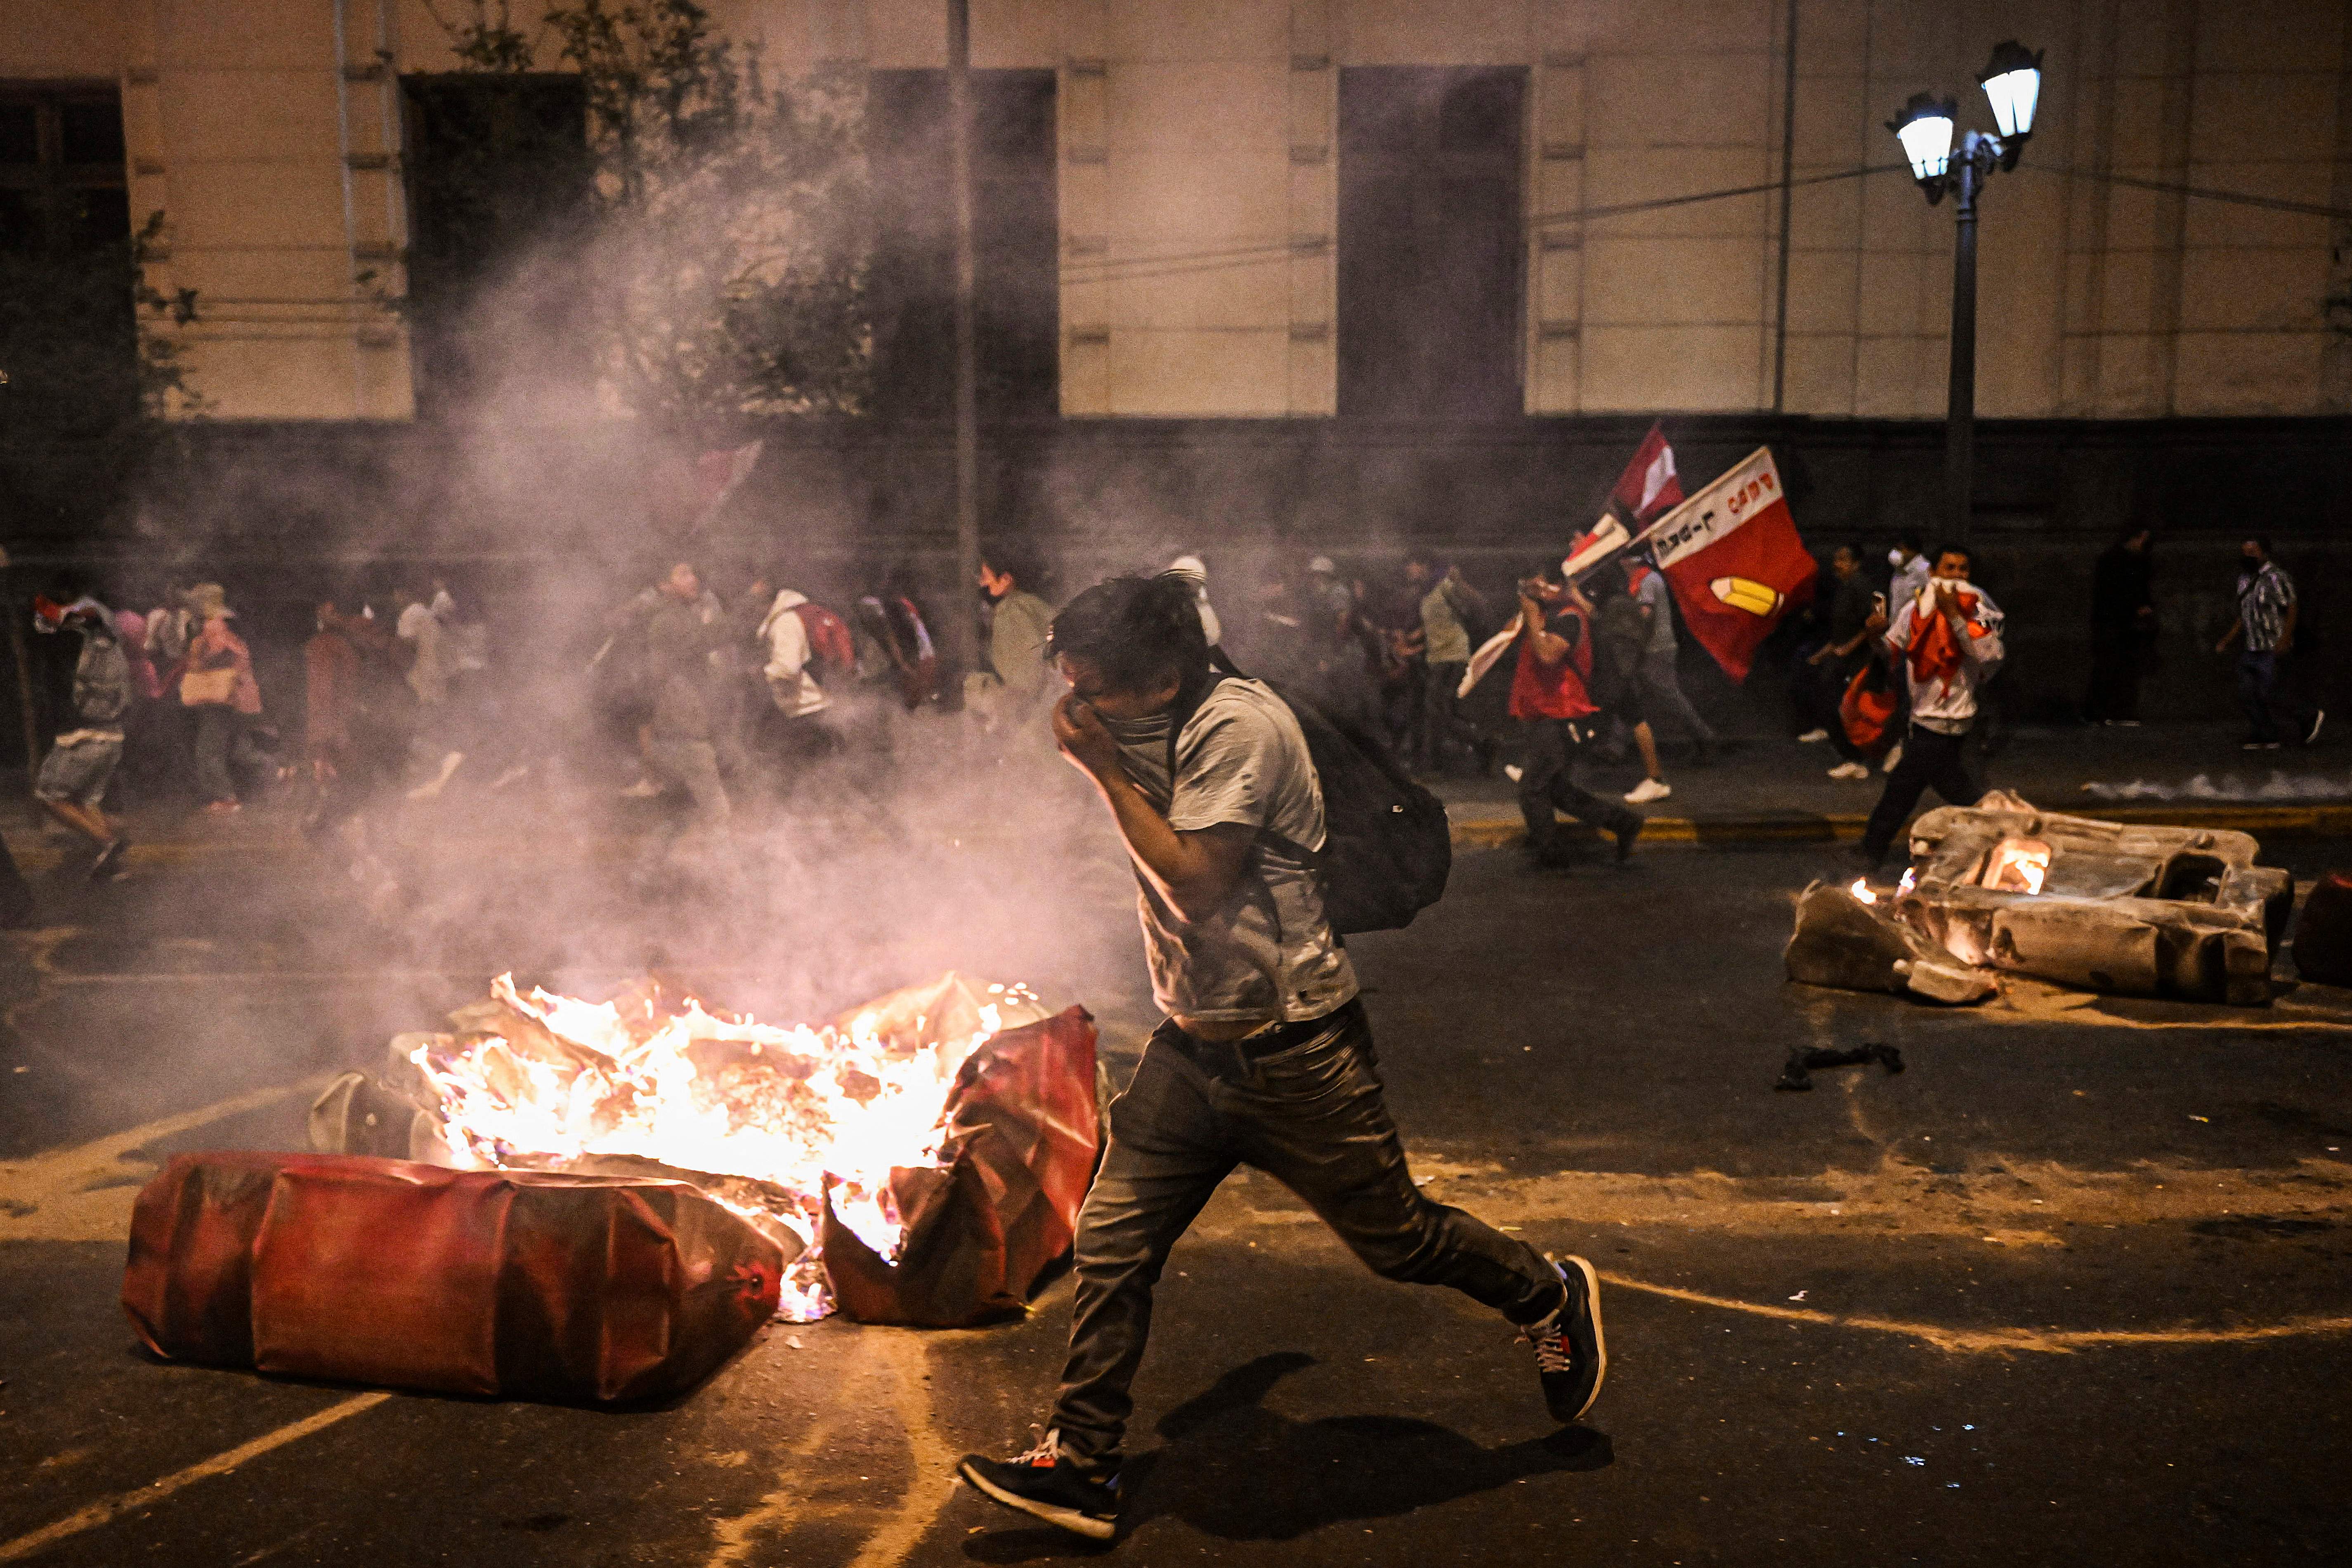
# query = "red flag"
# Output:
<box><xmin>1610</xmin><ymin>422</ymin><xmax>1684</xmax><ymax>523</ymax></box>
<box><xmin>1650</xmin><ymin>446</ymin><xmax>1814</xmax><ymax>681</ymax></box>
<box><xmin>689</xmin><ymin>439</ymin><xmax>764</xmax><ymax>532</ymax></box>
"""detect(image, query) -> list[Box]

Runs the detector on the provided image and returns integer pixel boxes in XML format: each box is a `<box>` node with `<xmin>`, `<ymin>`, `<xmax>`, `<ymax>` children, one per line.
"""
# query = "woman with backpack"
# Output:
<box><xmin>752</xmin><ymin>575</ymin><xmax>845</xmax><ymax>766</ymax></box>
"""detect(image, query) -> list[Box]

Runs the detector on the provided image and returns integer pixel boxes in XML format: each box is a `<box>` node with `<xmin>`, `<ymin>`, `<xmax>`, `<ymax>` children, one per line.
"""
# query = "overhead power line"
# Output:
<box><xmin>1051</xmin><ymin>158</ymin><xmax>2352</xmax><ymax>289</ymax></box>
<box><xmin>1059</xmin><ymin>162</ymin><xmax>1906</xmax><ymax>285</ymax></box>
<box><xmin>2031</xmin><ymin>163</ymin><xmax>2352</xmax><ymax>223</ymax></box>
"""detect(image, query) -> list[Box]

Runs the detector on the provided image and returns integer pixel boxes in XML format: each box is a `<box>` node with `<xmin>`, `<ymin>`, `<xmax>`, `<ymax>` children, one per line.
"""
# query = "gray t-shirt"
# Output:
<box><xmin>1636</xmin><ymin>568</ymin><xmax>1676</xmax><ymax>655</ymax></box>
<box><xmin>1105</xmin><ymin>679</ymin><xmax>1360</xmax><ymax>1025</ymax></box>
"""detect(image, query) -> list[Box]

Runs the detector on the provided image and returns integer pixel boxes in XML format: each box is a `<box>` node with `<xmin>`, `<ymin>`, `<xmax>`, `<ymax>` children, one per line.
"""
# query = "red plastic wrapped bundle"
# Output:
<box><xmin>821</xmin><ymin>1005</ymin><xmax>1100</xmax><ymax>1327</ymax></box>
<box><xmin>123</xmin><ymin>1153</ymin><xmax>782</xmax><ymax>1401</ymax></box>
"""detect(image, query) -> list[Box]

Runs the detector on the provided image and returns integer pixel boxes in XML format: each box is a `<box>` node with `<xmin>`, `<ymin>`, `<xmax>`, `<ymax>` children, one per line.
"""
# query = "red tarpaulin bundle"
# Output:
<box><xmin>820</xmin><ymin>1006</ymin><xmax>1100</xmax><ymax>1327</ymax></box>
<box><xmin>123</xmin><ymin>1152</ymin><xmax>783</xmax><ymax>1401</ymax></box>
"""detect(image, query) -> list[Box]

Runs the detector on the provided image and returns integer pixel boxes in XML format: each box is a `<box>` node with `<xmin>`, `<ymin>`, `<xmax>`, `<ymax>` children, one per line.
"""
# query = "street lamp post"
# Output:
<box><xmin>1887</xmin><ymin>42</ymin><xmax>2042</xmax><ymax>549</ymax></box>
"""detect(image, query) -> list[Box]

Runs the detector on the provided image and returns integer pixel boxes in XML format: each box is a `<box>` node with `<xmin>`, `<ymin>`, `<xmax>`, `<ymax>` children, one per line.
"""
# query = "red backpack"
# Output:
<box><xmin>790</xmin><ymin>602</ymin><xmax>857</xmax><ymax>679</ymax></box>
<box><xmin>1840</xmin><ymin>659</ymin><xmax>1899</xmax><ymax>757</ymax></box>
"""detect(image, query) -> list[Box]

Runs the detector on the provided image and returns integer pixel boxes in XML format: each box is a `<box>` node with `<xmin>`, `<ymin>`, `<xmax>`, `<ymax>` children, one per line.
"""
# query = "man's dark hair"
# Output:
<box><xmin>1896</xmin><ymin>529</ymin><xmax>1926</xmax><ymax>553</ymax></box>
<box><xmin>2246</xmin><ymin>536</ymin><xmax>2274</xmax><ymax>560</ymax></box>
<box><xmin>1048</xmin><ymin>574</ymin><xmax>1208</xmax><ymax>694</ymax></box>
<box><xmin>1932</xmin><ymin>542</ymin><xmax>1972</xmax><ymax>570</ymax></box>
<box><xmin>981</xmin><ymin>539</ymin><xmax>1045</xmax><ymax>591</ymax></box>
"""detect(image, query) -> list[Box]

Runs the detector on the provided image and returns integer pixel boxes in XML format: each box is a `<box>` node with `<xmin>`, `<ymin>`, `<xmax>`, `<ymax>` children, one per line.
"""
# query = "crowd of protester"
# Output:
<box><xmin>0</xmin><ymin>522</ymin><xmax>2330</xmax><ymax>928</ymax></box>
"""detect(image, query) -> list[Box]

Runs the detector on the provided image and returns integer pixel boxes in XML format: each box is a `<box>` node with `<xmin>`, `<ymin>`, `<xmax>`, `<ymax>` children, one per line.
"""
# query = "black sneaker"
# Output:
<box><xmin>959</xmin><ymin>1432</ymin><xmax>1120</xmax><ymax>1541</ymax></box>
<box><xmin>1523</xmin><ymin>1255</ymin><xmax>1606</xmax><ymax>1424</ymax></box>
<box><xmin>1613</xmin><ymin>817</ymin><xmax>1641</xmax><ymax>863</ymax></box>
<box><xmin>90</xmin><ymin>838</ymin><xmax>128</xmax><ymax>881</ymax></box>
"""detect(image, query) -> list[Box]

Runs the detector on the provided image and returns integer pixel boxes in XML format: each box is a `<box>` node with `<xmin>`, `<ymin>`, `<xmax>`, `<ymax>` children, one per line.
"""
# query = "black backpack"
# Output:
<box><xmin>1168</xmin><ymin>655</ymin><xmax>1452</xmax><ymax>935</ymax></box>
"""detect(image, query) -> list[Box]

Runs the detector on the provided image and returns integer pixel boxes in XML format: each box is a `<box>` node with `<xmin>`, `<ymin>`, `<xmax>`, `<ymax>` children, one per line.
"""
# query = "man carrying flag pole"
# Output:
<box><xmin>1603</xmin><ymin>425</ymin><xmax>1717</xmax><ymax>767</ymax></box>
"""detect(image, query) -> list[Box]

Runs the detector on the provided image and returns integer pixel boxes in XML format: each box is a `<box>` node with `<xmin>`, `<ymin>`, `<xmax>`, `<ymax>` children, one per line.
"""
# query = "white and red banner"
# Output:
<box><xmin>1611</xmin><ymin>422</ymin><xmax>1683</xmax><ymax>523</ymax></box>
<box><xmin>1648</xmin><ymin>446</ymin><xmax>1814</xmax><ymax>681</ymax></box>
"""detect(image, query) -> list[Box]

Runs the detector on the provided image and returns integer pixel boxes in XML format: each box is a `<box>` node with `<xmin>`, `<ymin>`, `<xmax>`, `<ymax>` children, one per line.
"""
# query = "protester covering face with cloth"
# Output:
<box><xmin>956</xmin><ymin>574</ymin><xmax>1605</xmax><ymax>1542</ymax></box>
<box><xmin>1857</xmin><ymin>545</ymin><xmax>2005</xmax><ymax>868</ymax></box>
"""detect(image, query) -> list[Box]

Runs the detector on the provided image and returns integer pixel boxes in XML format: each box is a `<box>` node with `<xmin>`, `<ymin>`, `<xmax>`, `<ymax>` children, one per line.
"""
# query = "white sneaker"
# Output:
<box><xmin>1796</xmin><ymin>728</ymin><xmax>1830</xmax><ymax>744</ymax></box>
<box><xmin>1880</xmin><ymin>742</ymin><xmax>1904</xmax><ymax>774</ymax></box>
<box><xmin>1503</xmin><ymin>764</ymin><xmax>1525</xmax><ymax>783</ymax></box>
<box><xmin>1828</xmin><ymin>761</ymin><xmax>1870</xmax><ymax>780</ymax></box>
<box><xmin>1624</xmin><ymin>777</ymin><xmax>1672</xmax><ymax>805</ymax></box>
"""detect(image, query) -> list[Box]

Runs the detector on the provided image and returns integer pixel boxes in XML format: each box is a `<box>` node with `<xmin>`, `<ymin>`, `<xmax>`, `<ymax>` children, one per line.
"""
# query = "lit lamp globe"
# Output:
<box><xmin>1886</xmin><ymin>91</ymin><xmax>1956</xmax><ymax>201</ymax></box>
<box><xmin>1978</xmin><ymin>40</ymin><xmax>2043</xmax><ymax>165</ymax></box>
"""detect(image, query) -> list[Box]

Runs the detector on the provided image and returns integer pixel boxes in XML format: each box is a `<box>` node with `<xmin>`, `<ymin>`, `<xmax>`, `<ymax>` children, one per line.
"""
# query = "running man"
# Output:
<box><xmin>956</xmin><ymin>574</ymin><xmax>1604</xmax><ymax>1541</ymax></box>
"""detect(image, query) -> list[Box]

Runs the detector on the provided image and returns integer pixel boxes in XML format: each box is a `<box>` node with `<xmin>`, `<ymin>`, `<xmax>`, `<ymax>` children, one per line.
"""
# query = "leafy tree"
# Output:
<box><xmin>424</xmin><ymin>0</ymin><xmax>871</xmax><ymax>425</ymax></box>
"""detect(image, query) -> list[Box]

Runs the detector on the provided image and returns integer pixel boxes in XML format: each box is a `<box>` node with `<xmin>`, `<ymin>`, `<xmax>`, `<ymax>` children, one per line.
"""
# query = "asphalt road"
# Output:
<box><xmin>4</xmin><ymin>810</ymin><xmax>2351</xmax><ymax>1566</ymax></box>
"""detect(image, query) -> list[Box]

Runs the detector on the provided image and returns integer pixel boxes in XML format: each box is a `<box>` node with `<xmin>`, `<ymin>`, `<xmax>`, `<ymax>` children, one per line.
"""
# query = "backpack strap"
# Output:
<box><xmin>1162</xmin><ymin>662</ymin><xmax>1227</xmax><ymax>790</ymax></box>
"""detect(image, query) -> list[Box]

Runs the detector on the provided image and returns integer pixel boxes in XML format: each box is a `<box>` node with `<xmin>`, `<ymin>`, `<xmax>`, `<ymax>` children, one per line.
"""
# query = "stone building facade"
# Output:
<box><xmin>3</xmin><ymin>0</ymin><xmax>2347</xmax><ymax>425</ymax></box>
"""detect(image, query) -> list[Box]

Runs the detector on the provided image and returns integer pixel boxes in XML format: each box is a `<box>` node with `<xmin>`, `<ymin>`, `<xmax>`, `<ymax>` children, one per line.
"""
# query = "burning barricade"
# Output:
<box><xmin>1789</xmin><ymin>795</ymin><xmax>2294</xmax><ymax>1006</ymax></box>
<box><xmin>124</xmin><ymin>973</ymin><xmax>1100</xmax><ymax>1401</ymax></box>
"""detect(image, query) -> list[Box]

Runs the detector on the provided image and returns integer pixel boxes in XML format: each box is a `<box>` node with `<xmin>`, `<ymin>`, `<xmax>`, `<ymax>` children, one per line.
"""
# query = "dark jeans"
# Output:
<box><xmin>2084</xmin><ymin>625</ymin><xmax>2142</xmax><ymax>721</ymax></box>
<box><xmin>2237</xmin><ymin>650</ymin><xmax>2317</xmax><ymax>744</ymax></box>
<box><xmin>644</xmin><ymin>734</ymin><xmax>732</xmax><ymax>831</ymax></box>
<box><xmin>1518</xmin><ymin>717</ymin><xmax>1641</xmax><ymax>852</ymax></box>
<box><xmin>1419</xmin><ymin>660</ymin><xmax>1483</xmax><ymax>772</ymax></box>
<box><xmin>192</xmin><ymin>705</ymin><xmax>267</xmax><ymax>805</ymax></box>
<box><xmin>1051</xmin><ymin>1002</ymin><xmax>1563</xmax><ymax>1466</ymax></box>
<box><xmin>1800</xmin><ymin>656</ymin><xmax>1868</xmax><ymax>763</ymax></box>
<box><xmin>1860</xmin><ymin>723</ymin><xmax>1983</xmax><ymax>864</ymax></box>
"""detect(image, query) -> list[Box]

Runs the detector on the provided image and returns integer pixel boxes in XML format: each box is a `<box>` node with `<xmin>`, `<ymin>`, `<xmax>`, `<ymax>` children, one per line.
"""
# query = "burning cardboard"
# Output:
<box><xmin>1789</xmin><ymin>797</ymin><xmax>2293</xmax><ymax>1006</ymax></box>
<box><xmin>309</xmin><ymin>972</ymin><xmax>1100</xmax><ymax>1326</ymax></box>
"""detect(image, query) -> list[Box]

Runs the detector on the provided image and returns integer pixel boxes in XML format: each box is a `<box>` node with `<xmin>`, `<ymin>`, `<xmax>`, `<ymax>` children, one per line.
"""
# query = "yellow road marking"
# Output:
<box><xmin>847</xmin><ymin>1333</ymin><xmax>957</xmax><ymax>1568</ymax></box>
<box><xmin>705</xmin><ymin>1330</ymin><xmax>955</xmax><ymax>1568</ymax></box>
<box><xmin>0</xmin><ymin>1076</ymin><xmax>334</xmax><ymax>1243</ymax></box>
<box><xmin>1598</xmin><ymin>1270</ymin><xmax>2352</xmax><ymax>1355</ymax></box>
<box><xmin>0</xmin><ymin>1393</ymin><xmax>392</xmax><ymax>1563</ymax></box>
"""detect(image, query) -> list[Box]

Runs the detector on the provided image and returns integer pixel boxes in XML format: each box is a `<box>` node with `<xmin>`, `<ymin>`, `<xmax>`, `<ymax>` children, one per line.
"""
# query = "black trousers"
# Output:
<box><xmin>1049</xmin><ymin>1002</ymin><xmax>1563</xmax><ymax>1466</ymax></box>
<box><xmin>1861</xmin><ymin>723</ymin><xmax>1982</xmax><ymax>864</ymax></box>
<box><xmin>1518</xmin><ymin>717</ymin><xmax>1640</xmax><ymax>851</ymax></box>
<box><xmin>1419</xmin><ymin>660</ymin><xmax>1483</xmax><ymax>772</ymax></box>
<box><xmin>2083</xmin><ymin>625</ymin><xmax>2142</xmax><ymax>722</ymax></box>
<box><xmin>1802</xmin><ymin>656</ymin><xmax>1868</xmax><ymax>762</ymax></box>
<box><xmin>2237</xmin><ymin>651</ymin><xmax>2317</xmax><ymax>744</ymax></box>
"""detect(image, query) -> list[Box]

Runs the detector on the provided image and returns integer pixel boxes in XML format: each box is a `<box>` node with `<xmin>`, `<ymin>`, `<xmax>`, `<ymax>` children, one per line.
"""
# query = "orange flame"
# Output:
<box><xmin>1981</xmin><ymin>837</ymin><xmax>2052</xmax><ymax>896</ymax></box>
<box><xmin>407</xmin><ymin>973</ymin><xmax>1038</xmax><ymax>1320</ymax></box>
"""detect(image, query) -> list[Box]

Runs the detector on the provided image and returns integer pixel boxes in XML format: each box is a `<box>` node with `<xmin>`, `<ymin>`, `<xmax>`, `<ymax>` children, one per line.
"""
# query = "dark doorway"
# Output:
<box><xmin>866</xmin><ymin>69</ymin><xmax>1058</xmax><ymax>418</ymax></box>
<box><xmin>1337</xmin><ymin>67</ymin><xmax>1525</xmax><ymax>419</ymax></box>
<box><xmin>400</xmin><ymin>74</ymin><xmax>593</xmax><ymax>417</ymax></box>
<box><xmin>0</xmin><ymin>82</ymin><xmax>129</xmax><ymax>258</ymax></box>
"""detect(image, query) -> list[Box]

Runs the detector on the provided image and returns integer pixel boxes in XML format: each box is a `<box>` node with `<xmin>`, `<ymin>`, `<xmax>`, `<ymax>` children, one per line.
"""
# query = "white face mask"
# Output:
<box><xmin>1888</xmin><ymin>548</ymin><xmax>1908</xmax><ymax>567</ymax></box>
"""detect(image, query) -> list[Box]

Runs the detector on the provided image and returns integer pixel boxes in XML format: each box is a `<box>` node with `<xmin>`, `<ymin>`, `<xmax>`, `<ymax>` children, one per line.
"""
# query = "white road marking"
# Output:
<box><xmin>0</xmin><ymin>1392</ymin><xmax>392</xmax><ymax>1563</ymax></box>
